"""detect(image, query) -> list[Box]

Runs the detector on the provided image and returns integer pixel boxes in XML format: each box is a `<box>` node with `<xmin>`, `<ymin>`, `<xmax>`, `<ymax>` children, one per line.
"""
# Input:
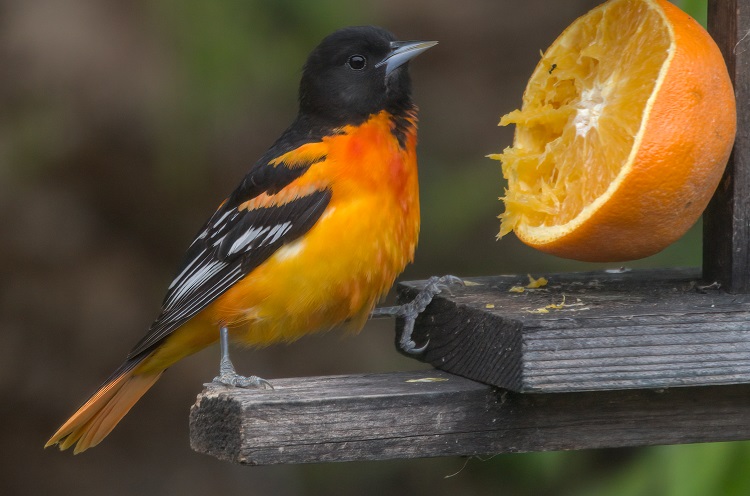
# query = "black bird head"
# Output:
<box><xmin>298</xmin><ymin>26</ymin><xmax>437</xmax><ymax>127</ymax></box>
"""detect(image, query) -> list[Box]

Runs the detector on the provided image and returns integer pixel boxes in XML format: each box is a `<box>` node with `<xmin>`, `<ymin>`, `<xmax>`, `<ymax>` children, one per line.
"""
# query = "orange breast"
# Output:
<box><xmin>207</xmin><ymin>110</ymin><xmax>421</xmax><ymax>346</ymax></box>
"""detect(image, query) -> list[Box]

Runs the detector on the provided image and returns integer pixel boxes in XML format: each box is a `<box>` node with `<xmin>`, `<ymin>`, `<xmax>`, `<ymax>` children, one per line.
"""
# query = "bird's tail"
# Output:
<box><xmin>45</xmin><ymin>357</ymin><xmax>162</xmax><ymax>454</ymax></box>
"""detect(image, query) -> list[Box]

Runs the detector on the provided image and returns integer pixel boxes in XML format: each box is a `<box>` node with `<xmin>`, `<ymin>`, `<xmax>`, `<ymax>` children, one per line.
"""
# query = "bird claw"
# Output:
<box><xmin>385</xmin><ymin>274</ymin><xmax>464</xmax><ymax>355</ymax></box>
<box><xmin>207</xmin><ymin>326</ymin><xmax>274</xmax><ymax>389</ymax></box>
<box><xmin>207</xmin><ymin>372</ymin><xmax>274</xmax><ymax>390</ymax></box>
<box><xmin>400</xmin><ymin>337</ymin><xmax>430</xmax><ymax>355</ymax></box>
<box><xmin>431</xmin><ymin>275</ymin><xmax>465</xmax><ymax>295</ymax></box>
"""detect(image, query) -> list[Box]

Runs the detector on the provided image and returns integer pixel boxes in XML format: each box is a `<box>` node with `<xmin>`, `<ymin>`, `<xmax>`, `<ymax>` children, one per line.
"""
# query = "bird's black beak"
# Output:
<box><xmin>376</xmin><ymin>40</ymin><xmax>438</xmax><ymax>75</ymax></box>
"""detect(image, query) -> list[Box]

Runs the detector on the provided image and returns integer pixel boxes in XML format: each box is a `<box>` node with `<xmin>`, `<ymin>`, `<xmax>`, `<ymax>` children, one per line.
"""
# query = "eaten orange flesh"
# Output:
<box><xmin>491</xmin><ymin>0</ymin><xmax>736</xmax><ymax>262</ymax></box>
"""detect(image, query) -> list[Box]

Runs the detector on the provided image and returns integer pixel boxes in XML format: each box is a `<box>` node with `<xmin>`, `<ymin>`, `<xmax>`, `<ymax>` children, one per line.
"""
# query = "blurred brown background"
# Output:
<box><xmin>5</xmin><ymin>1</ymin><xmax>742</xmax><ymax>495</ymax></box>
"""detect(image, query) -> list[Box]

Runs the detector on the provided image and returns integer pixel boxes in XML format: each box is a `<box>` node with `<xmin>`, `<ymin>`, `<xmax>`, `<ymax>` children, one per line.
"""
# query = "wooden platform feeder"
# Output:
<box><xmin>189</xmin><ymin>1</ymin><xmax>750</xmax><ymax>465</ymax></box>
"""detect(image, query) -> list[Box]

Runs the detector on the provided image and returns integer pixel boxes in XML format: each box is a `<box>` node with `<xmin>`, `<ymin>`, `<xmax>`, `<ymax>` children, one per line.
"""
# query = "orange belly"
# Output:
<box><xmin>142</xmin><ymin>111</ymin><xmax>420</xmax><ymax>370</ymax></box>
<box><xmin>214</xmin><ymin>111</ymin><xmax>421</xmax><ymax>345</ymax></box>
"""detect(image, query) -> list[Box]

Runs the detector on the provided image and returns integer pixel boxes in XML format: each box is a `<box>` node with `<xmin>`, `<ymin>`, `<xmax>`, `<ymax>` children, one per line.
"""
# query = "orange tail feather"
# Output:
<box><xmin>46</xmin><ymin>361</ymin><xmax>162</xmax><ymax>454</ymax></box>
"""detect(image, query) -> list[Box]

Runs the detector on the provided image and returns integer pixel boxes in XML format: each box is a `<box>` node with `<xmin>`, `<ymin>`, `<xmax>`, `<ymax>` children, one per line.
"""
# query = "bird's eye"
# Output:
<box><xmin>347</xmin><ymin>54</ymin><xmax>367</xmax><ymax>71</ymax></box>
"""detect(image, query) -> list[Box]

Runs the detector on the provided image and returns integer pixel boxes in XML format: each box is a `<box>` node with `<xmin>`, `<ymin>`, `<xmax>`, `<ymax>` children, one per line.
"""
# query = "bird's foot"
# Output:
<box><xmin>206</xmin><ymin>326</ymin><xmax>274</xmax><ymax>389</ymax></box>
<box><xmin>373</xmin><ymin>275</ymin><xmax>464</xmax><ymax>355</ymax></box>
<box><xmin>208</xmin><ymin>370</ymin><xmax>274</xmax><ymax>389</ymax></box>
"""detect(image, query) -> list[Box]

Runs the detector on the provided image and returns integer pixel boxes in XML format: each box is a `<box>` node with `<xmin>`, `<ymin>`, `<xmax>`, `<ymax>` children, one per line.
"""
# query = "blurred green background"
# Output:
<box><xmin>3</xmin><ymin>0</ymin><xmax>747</xmax><ymax>494</ymax></box>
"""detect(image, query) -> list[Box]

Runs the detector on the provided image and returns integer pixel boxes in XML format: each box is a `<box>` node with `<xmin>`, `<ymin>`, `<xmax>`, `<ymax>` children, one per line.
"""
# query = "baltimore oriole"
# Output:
<box><xmin>46</xmin><ymin>26</ymin><xmax>439</xmax><ymax>453</ymax></box>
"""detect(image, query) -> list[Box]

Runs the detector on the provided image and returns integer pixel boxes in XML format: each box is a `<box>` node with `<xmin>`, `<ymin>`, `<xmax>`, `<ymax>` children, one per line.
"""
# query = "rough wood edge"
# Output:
<box><xmin>397</xmin><ymin>268</ymin><xmax>750</xmax><ymax>392</ymax></box>
<box><xmin>189</xmin><ymin>370</ymin><xmax>750</xmax><ymax>465</ymax></box>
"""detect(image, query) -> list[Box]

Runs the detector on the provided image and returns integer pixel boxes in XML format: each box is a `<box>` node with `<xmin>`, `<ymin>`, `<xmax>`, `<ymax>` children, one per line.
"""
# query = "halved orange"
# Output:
<box><xmin>491</xmin><ymin>0</ymin><xmax>736</xmax><ymax>262</ymax></box>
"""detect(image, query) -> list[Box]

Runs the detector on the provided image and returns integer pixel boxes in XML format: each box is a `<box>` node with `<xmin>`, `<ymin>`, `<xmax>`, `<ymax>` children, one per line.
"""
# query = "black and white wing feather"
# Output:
<box><xmin>126</xmin><ymin>118</ymin><xmax>334</xmax><ymax>359</ymax></box>
<box><xmin>127</xmin><ymin>189</ymin><xmax>330</xmax><ymax>359</ymax></box>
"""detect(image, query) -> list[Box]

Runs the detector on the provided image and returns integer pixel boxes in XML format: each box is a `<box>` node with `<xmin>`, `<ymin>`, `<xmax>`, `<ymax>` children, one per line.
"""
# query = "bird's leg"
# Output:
<box><xmin>207</xmin><ymin>326</ymin><xmax>274</xmax><ymax>389</ymax></box>
<box><xmin>372</xmin><ymin>275</ymin><xmax>464</xmax><ymax>355</ymax></box>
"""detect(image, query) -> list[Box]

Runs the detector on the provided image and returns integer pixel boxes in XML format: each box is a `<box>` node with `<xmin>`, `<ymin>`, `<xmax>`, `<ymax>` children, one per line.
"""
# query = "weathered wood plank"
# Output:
<box><xmin>704</xmin><ymin>0</ymin><xmax>750</xmax><ymax>291</ymax></box>
<box><xmin>396</xmin><ymin>268</ymin><xmax>750</xmax><ymax>392</ymax></box>
<box><xmin>189</xmin><ymin>370</ymin><xmax>750</xmax><ymax>465</ymax></box>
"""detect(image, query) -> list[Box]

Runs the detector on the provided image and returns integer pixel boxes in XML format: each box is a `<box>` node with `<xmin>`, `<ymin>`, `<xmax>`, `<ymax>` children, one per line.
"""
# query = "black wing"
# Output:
<box><xmin>125</xmin><ymin>119</ymin><xmax>338</xmax><ymax>359</ymax></box>
<box><xmin>127</xmin><ymin>188</ymin><xmax>331</xmax><ymax>359</ymax></box>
